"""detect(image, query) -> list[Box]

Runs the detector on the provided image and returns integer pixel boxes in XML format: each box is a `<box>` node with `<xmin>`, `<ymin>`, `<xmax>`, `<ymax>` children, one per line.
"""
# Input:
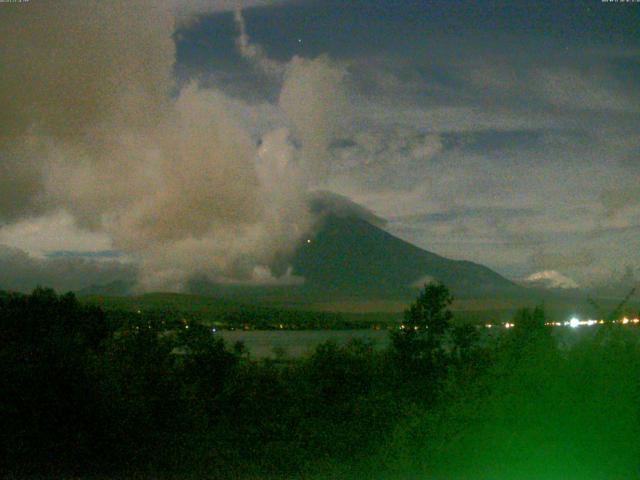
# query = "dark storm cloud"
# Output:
<box><xmin>309</xmin><ymin>191</ymin><xmax>388</xmax><ymax>228</ymax></box>
<box><xmin>530</xmin><ymin>249</ymin><xmax>596</xmax><ymax>270</ymax></box>
<box><xmin>45</xmin><ymin>251</ymin><xmax>124</xmax><ymax>260</ymax></box>
<box><xmin>392</xmin><ymin>207</ymin><xmax>537</xmax><ymax>225</ymax></box>
<box><xmin>600</xmin><ymin>186</ymin><xmax>640</xmax><ymax>219</ymax></box>
<box><xmin>0</xmin><ymin>246</ymin><xmax>136</xmax><ymax>293</ymax></box>
<box><xmin>441</xmin><ymin>130</ymin><xmax>550</xmax><ymax>155</ymax></box>
<box><xmin>585</xmin><ymin>224</ymin><xmax>640</xmax><ymax>239</ymax></box>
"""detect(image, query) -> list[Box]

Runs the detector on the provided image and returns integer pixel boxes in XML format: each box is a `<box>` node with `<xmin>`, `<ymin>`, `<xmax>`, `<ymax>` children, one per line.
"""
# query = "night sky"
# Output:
<box><xmin>1</xmin><ymin>0</ymin><xmax>639</xmax><ymax>291</ymax></box>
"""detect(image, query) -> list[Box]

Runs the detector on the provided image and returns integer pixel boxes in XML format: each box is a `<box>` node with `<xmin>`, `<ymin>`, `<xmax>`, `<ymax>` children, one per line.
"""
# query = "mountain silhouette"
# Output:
<box><xmin>80</xmin><ymin>200</ymin><xmax>522</xmax><ymax>302</ymax></box>
<box><xmin>288</xmin><ymin>213</ymin><xmax>519</xmax><ymax>300</ymax></box>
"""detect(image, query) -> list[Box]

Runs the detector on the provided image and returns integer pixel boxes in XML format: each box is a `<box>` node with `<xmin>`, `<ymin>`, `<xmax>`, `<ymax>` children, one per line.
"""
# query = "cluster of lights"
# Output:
<box><xmin>620</xmin><ymin>317</ymin><xmax>640</xmax><ymax>325</ymax></box>
<box><xmin>399</xmin><ymin>325</ymin><xmax>421</xmax><ymax>331</ymax></box>
<box><xmin>564</xmin><ymin>317</ymin><xmax>598</xmax><ymax>328</ymax></box>
<box><xmin>561</xmin><ymin>316</ymin><xmax>640</xmax><ymax>328</ymax></box>
<box><xmin>482</xmin><ymin>316</ymin><xmax>640</xmax><ymax>329</ymax></box>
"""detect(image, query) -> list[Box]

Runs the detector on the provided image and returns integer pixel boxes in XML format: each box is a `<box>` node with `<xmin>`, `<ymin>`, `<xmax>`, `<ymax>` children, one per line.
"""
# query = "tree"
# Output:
<box><xmin>404</xmin><ymin>282</ymin><xmax>454</xmax><ymax>336</ymax></box>
<box><xmin>0</xmin><ymin>287</ymin><xmax>109</xmax><ymax>470</ymax></box>
<box><xmin>513</xmin><ymin>305</ymin><xmax>546</xmax><ymax>333</ymax></box>
<box><xmin>505</xmin><ymin>305</ymin><xmax>554</xmax><ymax>363</ymax></box>
<box><xmin>390</xmin><ymin>282</ymin><xmax>454</xmax><ymax>387</ymax></box>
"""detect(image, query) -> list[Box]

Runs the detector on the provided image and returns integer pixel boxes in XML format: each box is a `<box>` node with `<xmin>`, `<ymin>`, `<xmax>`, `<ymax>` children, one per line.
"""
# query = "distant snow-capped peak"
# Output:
<box><xmin>523</xmin><ymin>270</ymin><xmax>579</xmax><ymax>289</ymax></box>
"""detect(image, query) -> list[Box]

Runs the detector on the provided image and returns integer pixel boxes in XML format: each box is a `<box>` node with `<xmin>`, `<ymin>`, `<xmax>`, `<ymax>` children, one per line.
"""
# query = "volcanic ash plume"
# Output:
<box><xmin>0</xmin><ymin>0</ymin><xmax>346</xmax><ymax>291</ymax></box>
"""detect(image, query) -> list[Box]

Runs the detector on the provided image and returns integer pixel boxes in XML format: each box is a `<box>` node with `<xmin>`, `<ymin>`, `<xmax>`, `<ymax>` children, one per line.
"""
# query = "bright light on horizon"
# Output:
<box><xmin>569</xmin><ymin>317</ymin><xmax>580</xmax><ymax>328</ymax></box>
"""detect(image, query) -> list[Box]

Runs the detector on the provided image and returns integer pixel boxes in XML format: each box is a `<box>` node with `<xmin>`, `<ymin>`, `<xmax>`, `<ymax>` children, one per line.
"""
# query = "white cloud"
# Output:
<box><xmin>0</xmin><ymin>211</ymin><xmax>113</xmax><ymax>258</ymax></box>
<box><xmin>534</xmin><ymin>68</ymin><xmax>638</xmax><ymax>113</ymax></box>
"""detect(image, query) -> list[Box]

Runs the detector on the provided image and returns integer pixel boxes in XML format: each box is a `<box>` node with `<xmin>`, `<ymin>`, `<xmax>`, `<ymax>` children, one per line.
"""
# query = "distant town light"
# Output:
<box><xmin>569</xmin><ymin>317</ymin><xmax>580</xmax><ymax>328</ymax></box>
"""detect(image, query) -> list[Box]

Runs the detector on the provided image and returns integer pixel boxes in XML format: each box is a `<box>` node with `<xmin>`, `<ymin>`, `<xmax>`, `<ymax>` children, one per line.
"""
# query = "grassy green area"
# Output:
<box><xmin>381</xmin><ymin>327</ymin><xmax>640</xmax><ymax>480</ymax></box>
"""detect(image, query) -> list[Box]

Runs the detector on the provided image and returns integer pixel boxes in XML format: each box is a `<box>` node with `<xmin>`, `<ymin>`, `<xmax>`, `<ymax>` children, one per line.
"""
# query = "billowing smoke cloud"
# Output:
<box><xmin>232</xmin><ymin>3</ymin><xmax>349</xmax><ymax>182</ymax></box>
<box><xmin>1</xmin><ymin>1</ymin><xmax>175</xmax><ymax>222</ymax></box>
<box><xmin>0</xmin><ymin>0</ymin><xmax>346</xmax><ymax>291</ymax></box>
<box><xmin>280</xmin><ymin>55</ymin><xmax>349</xmax><ymax>182</ymax></box>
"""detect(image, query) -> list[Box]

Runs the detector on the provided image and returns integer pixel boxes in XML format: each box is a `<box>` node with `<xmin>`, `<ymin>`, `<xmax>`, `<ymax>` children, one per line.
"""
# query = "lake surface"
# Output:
<box><xmin>216</xmin><ymin>325</ymin><xmax>640</xmax><ymax>358</ymax></box>
<box><xmin>217</xmin><ymin>329</ymin><xmax>391</xmax><ymax>358</ymax></box>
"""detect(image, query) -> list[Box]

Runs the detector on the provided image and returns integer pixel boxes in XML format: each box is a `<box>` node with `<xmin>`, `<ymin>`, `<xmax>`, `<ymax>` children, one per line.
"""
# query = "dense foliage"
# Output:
<box><xmin>1</xmin><ymin>285</ymin><xmax>639</xmax><ymax>479</ymax></box>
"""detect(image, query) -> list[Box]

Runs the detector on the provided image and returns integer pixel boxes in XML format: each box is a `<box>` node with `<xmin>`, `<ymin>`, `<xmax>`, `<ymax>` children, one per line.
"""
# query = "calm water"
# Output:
<box><xmin>216</xmin><ymin>325</ymin><xmax>640</xmax><ymax>358</ymax></box>
<box><xmin>217</xmin><ymin>329</ymin><xmax>391</xmax><ymax>358</ymax></box>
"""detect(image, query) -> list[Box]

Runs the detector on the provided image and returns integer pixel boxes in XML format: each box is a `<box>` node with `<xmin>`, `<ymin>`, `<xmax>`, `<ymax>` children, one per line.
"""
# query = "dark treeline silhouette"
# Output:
<box><xmin>1</xmin><ymin>285</ymin><xmax>639</xmax><ymax>479</ymax></box>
